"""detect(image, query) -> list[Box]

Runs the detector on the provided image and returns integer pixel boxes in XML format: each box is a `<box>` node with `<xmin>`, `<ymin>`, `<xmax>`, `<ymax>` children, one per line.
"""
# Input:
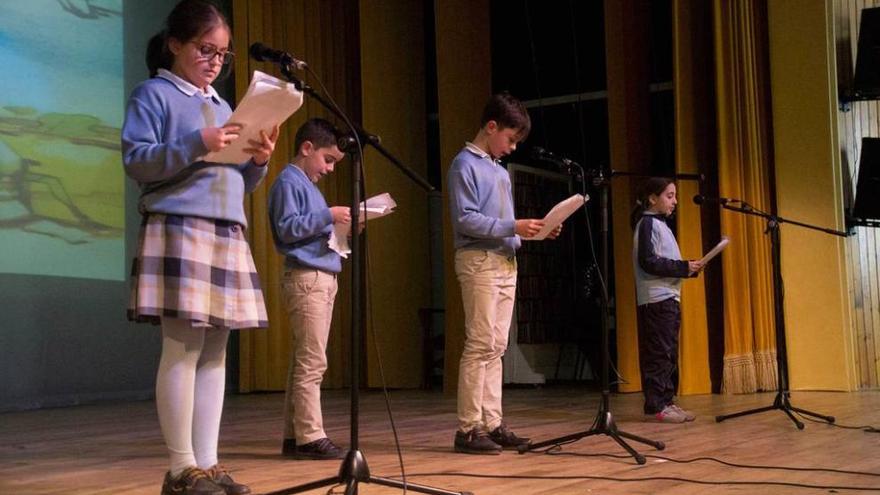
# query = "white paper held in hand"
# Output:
<box><xmin>204</xmin><ymin>71</ymin><xmax>304</xmax><ymax>164</ymax></box>
<box><xmin>524</xmin><ymin>194</ymin><xmax>589</xmax><ymax>241</ymax></box>
<box><xmin>328</xmin><ymin>193</ymin><xmax>398</xmax><ymax>257</ymax></box>
<box><xmin>699</xmin><ymin>236</ymin><xmax>729</xmax><ymax>265</ymax></box>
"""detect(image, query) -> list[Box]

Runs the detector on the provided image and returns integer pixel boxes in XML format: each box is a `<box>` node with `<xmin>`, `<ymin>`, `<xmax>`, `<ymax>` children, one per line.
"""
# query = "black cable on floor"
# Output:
<box><xmin>794</xmin><ymin>410</ymin><xmax>880</xmax><ymax>432</ymax></box>
<box><xmin>389</xmin><ymin>471</ymin><xmax>880</xmax><ymax>492</ymax></box>
<box><xmin>539</xmin><ymin>449</ymin><xmax>880</xmax><ymax>478</ymax></box>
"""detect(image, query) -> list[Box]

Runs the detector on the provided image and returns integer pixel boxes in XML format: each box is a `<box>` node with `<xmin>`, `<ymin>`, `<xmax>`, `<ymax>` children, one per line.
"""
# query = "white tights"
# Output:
<box><xmin>156</xmin><ymin>318</ymin><xmax>230</xmax><ymax>476</ymax></box>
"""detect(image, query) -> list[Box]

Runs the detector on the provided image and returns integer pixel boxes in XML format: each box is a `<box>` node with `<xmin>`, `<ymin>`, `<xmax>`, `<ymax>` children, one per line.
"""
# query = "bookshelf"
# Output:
<box><xmin>508</xmin><ymin>164</ymin><xmax>578</xmax><ymax>345</ymax></box>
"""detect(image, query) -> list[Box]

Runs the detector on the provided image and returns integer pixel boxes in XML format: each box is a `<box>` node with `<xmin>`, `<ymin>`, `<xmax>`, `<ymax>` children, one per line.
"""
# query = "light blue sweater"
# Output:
<box><xmin>121</xmin><ymin>70</ymin><xmax>267</xmax><ymax>227</ymax></box>
<box><xmin>268</xmin><ymin>164</ymin><xmax>341</xmax><ymax>274</ymax></box>
<box><xmin>447</xmin><ymin>144</ymin><xmax>520</xmax><ymax>257</ymax></box>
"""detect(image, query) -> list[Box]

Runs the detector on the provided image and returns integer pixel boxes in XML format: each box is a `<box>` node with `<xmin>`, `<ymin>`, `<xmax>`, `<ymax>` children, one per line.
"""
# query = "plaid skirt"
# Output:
<box><xmin>128</xmin><ymin>214</ymin><xmax>268</xmax><ymax>329</ymax></box>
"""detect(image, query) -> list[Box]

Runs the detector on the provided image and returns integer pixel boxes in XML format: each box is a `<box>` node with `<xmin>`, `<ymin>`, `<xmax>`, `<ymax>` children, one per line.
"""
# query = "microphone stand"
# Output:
<box><xmin>714</xmin><ymin>200</ymin><xmax>844</xmax><ymax>429</ymax></box>
<box><xmin>265</xmin><ymin>64</ymin><xmax>468</xmax><ymax>495</ymax></box>
<box><xmin>520</xmin><ymin>168</ymin><xmax>704</xmax><ymax>464</ymax></box>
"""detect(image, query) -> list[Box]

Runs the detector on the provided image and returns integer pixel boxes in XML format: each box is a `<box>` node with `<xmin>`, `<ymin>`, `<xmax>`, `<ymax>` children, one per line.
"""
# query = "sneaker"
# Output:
<box><xmin>205</xmin><ymin>465</ymin><xmax>251</xmax><ymax>495</ymax></box>
<box><xmin>645</xmin><ymin>405</ymin><xmax>688</xmax><ymax>423</ymax></box>
<box><xmin>281</xmin><ymin>438</ymin><xmax>296</xmax><ymax>456</ymax></box>
<box><xmin>161</xmin><ymin>467</ymin><xmax>225</xmax><ymax>495</ymax></box>
<box><xmin>670</xmin><ymin>404</ymin><xmax>696</xmax><ymax>422</ymax></box>
<box><xmin>487</xmin><ymin>423</ymin><xmax>531</xmax><ymax>450</ymax></box>
<box><xmin>454</xmin><ymin>428</ymin><xmax>502</xmax><ymax>455</ymax></box>
<box><xmin>291</xmin><ymin>437</ymin><xmax>344</xmax><ymax>460</ymax></box>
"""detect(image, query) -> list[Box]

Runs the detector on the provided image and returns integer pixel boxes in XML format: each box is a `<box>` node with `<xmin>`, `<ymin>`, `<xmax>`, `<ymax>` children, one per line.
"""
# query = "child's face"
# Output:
<box><xmin>648</xmin><ymin>183</ymin><xmax>677</xmax><ymax>216</ymax></box>
<box><xmin>485</xmin><ymin>121</ymin><xmax>523</xmax><ymax>160</ymax></box>
<box><xmin>169</xmin><ymin>25</ymin><xmax>230</xmax><ymax>90</ymax></box>
<box><xmin>299</xmin><ymin>142</ymin><xmax>345</xmax><ymax>183</ymax></box>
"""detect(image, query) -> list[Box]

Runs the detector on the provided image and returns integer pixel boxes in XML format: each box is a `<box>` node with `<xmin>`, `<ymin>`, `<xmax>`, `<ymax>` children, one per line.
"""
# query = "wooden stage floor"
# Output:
<box><xmin>2</xmin><ymin>386</ymin><xmax>879</xmax><ymax>494</ymax></box>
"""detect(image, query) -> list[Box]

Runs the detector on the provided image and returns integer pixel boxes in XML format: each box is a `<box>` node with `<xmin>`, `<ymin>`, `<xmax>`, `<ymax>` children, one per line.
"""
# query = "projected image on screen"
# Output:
<box><xmin>0</xmin><ymin>1</ymin><xmax>124</xmax><ymax>281</ymax></box>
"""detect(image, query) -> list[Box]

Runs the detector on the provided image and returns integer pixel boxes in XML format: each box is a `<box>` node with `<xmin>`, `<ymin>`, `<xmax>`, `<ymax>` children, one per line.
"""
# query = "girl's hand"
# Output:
<box><xmin>244</xmin><ymin>125</ymin><xmax>280</xmax><ymax>166</ymax></box>
<box><xmin>688</xmin><ymin>260</ymin><xmax>704</xmax><ymax>275</ymax></box>
<box><xmin>201</xmin><ymin>124</ymin><xmax>241</xmax><ymax>152</ymax></box>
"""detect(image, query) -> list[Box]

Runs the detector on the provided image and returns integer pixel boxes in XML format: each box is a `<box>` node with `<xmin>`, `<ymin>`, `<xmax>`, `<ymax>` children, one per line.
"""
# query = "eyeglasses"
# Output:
<box><xmin>191</xmin><ymin>42</ymin><xmax>234</xmax><ymax>64</ymax></box>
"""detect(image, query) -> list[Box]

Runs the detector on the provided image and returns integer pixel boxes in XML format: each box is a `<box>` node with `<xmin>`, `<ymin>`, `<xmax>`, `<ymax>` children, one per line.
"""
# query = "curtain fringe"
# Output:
<box><xmin>754</xmin><ymin>349</ymin><xmax>778</xmax><ymax>391</ymax></box>
<box><xmin>722</xmin><ymin>353</ymin><xmax>757</xmax><ymax>394</ymax></box>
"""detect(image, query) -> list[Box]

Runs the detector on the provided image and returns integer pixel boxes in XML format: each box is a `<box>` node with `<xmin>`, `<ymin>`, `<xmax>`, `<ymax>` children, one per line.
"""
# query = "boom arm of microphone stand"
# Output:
<box><xmin>720</xmin><ymin>202</ymin><xmax>849</xmax><ymax>237</ymax></box>
<box><xmin>280</xmin><ymin>66</ymin><xmax>435</xmax><ymax>192</ymax></box>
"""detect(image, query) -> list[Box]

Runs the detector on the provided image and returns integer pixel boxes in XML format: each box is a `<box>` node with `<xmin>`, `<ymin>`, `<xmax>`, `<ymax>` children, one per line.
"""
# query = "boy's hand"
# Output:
<box><xmin>330</xmin><ymin>206</ymin><xmax>351</xmax><ymax>225</ymax></box>
<box><xmin>546</xmin><ymin>224</ymin><xmax>563</xmax><ymax>239</ymax></box>
<box><xmin>515</xmin><ymin>219</ymin><xmax>545</xmax><ymax>238</ymax></box>
<box><xmin>688</xmin><ymin>260</ymin><xmax>704</xmax><ymax>275</ymax></box>
<box><xmin>244</xmin><ymin>125</ymin><xmax>280</xmax><ymax>166</ymax></box>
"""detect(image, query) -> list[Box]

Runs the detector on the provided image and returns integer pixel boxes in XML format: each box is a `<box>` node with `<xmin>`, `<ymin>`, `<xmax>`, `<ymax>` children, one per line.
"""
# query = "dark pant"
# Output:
<box><xmin>636</xmin><ymin>298</ymin><xmax>681</xmax><ymax>414</ymax></box>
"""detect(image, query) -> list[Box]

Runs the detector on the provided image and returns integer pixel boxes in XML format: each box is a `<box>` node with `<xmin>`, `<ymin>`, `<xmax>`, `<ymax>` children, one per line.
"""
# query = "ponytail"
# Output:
<box><xmin>630</xmin><ymin>199</ymin><xmax>647</xmax><ymax>230</ymax></box>
<box><xmin>630</xmin><ymin>177</ymin><xmax>675</xmax><ymax>230</ymax></box>
<box><xmin>145</xmin><ymin>30</ymin><xmax>172</xmax><ymax>77</ymax></box>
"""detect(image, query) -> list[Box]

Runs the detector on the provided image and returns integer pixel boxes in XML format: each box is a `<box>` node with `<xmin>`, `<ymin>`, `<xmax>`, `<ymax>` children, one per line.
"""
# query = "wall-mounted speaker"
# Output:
<box><xmin>853</xmin><ymin>7</ymin><xmax>880</xmax><ymax>100</ymax></box>
<box><xmin>853</xmin><ymin>138</ymin><xmax>880</xmax><ymax>220</ymax></box>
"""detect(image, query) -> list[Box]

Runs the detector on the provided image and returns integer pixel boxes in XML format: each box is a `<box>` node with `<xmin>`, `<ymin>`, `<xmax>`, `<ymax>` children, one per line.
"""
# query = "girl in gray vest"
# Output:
<box><xmin>631</xmin><ymin>177</ymin><xmax>703</xmax><ymax>423</ymax></box>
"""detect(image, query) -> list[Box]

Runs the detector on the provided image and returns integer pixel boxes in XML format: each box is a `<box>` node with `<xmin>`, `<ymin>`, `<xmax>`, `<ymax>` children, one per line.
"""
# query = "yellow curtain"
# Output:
<box><xmin>233</xmin><ymin>0</ymin><xmax>358</xmax><ymax>392</ymax></box>
<box><xmin>713</xmin><ymin>0</ymin><xmax>777</xmax><ymax>394</ymax></box>
<box><xmin>672</xmin><ymin>0</ymin><xmax>712</xmax><ymax>395</ymax></box>
<box><xmin>437</xmin><ymin>0</ymin><xmax>492</xmax><ymax>394</ymax></box>
<box><xmin>608</xmin><ymin>0</ymin><xmax>712</xmax><ymax>395</ymax></box>
<box><xmin>605</xmin><ymin>0</ymin><xmax>652</xmax><ymax>394</ymax></box>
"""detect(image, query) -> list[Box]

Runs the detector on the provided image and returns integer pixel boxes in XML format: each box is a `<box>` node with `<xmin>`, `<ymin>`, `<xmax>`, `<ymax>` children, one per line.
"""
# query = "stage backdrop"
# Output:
<box><xmin>0</xmin><ymin>1</ymin><xmax>124</xmax><ymax>281</ymax></box>
<box><xmin>0</xmin><ymin>0</ymin><xmax>182</xmax><ymax>411</ymax></box>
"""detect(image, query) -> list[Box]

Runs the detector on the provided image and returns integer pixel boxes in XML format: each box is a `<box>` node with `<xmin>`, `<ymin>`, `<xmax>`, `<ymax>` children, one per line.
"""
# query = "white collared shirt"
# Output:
<box><xmin>464</xmin><ymin>141</ymin><xmax>499</xmax><ymax>165</ymax></box>
<box><xmin>157</xmin><ymin>68</ymin><xmax>220</xmax><ymax>101</ymax></box>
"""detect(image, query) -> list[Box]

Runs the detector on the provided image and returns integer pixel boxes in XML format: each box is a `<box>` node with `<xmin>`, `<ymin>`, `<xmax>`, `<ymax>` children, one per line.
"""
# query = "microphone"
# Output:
<box><xmin>693</xmin><ymin>194</ymin><xmax>735</xmax><ymax>205</ymax></box>
<box><xmin>337</xmin><ymin>133</ymin><xmax>381</xmax><ymax>153</ymax></box>
<box><xmin>531</xmin><ymin>147</ymin><xmax>580</xmax><ymax>173</ymax></box>
<box><xmin>248</xmin><ymin>42</ymin><xmax>307</xmax><ymax>70</ymax></box>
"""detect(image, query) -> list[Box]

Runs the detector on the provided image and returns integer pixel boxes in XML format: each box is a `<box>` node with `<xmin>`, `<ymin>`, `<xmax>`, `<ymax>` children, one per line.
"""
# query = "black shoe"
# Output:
<box><xmin>291</xmin><ymin>437</ymin><xmax>344</xmax><ymax>460</ymax></box>
<box><xmin>281</xmin><ymin>438</ymin><xmax>296</xmax><ymax>456</ymax></box>
<box><xmin>205</xmin><ymin>465</ymin><xmax>251</xmax><ymax>495</ymax></box>
<box><xmin>161</xmin><ymin>467</ymin><xmax>225</xmax><ymax>495</ymax></box>
<box><xmin>488</xmin><ymin>423</ymin><xmax>530</xmax><ymax>450</ymax></box>
<box><xmin>454</xmin><ymin>428</ymin><xmax>502</xmax><ymax>455</ymax></box>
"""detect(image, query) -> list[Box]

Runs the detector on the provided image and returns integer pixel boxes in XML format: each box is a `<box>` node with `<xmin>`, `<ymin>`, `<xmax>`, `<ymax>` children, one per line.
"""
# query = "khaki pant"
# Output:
<box><xmin>454</xmin><ymin>250</ymin><xmax>517</xmax><ymax>433</ymax></box>
<box><xmin>281</xmin><ymin>267</ymin><xmax>338</xmax><ymax>444</ymax></box>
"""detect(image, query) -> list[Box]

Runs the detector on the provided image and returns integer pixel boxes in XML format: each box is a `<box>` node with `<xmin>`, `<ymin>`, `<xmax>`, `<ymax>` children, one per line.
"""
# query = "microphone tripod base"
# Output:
<box><xmin>715</xmin><ymin>391</ymin><xmax>835</xmax><ymax>430</ymax></box>
<box><xmin>264</xmin><ymin>449</ymin><xmax>473</xmax><ymax>495</ymax></box>
<box><xmin>518</xmin><ymin>392</ymin><xmax>663</xmax><ymax>465</ymax></box>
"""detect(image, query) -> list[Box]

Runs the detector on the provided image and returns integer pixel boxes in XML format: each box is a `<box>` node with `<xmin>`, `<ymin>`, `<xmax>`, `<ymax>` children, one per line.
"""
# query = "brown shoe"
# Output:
<box><xmin>291</xmin><ymin>437</ymin><xmax>344</xmax><ymax>460</ymax></box>
<box><xmin>205</xmin><ymin>465</ymin><xmax>251</xmax><ymax>495</ymax></box>
<box><xmin>453</xmin><ymin>428</ymin><xmax>502</xmax><ymax>455</ymax></box>
<box><xmin>487</xmin><ymin>423</ymin><xmax>530</xmax><ymax>450</ymax></box>
<box><xmin>161</xmin><ymin>467</ymin><xmax>225</xmax><ymax>495</ymax></box>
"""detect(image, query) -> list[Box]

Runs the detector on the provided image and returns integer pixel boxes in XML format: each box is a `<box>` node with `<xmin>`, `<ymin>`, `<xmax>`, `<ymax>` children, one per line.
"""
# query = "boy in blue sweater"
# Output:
<box><xmin>448</xmin><ymin>92</ymin><xmax>560</xmax><ymax>455</ymax></box>
<box><xmin>268</xmin><ymin>118</ymin><xmax>349</xmax><ymax>460</ymax></box>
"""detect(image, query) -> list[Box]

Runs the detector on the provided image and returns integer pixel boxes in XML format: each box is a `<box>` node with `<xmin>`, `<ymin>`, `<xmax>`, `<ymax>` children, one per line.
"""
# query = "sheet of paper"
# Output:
<box><xmin>329</xmin><ymin>193</ymin><xmax>397</xmax><ymax>257</ymax></box>
<box><xmin>524</xmin><ymin>194</ymin><xmax>589</xmax><ymax>241</ymax></box>
<box><xmin>699</xmin><ymin>236</ymin><xmax>730</xmax><ymax>264</ymax></box>
<box><xmin>204</xmin><ymin>70</ymin><xmax>303</xmax><ymax>164</ymax></box>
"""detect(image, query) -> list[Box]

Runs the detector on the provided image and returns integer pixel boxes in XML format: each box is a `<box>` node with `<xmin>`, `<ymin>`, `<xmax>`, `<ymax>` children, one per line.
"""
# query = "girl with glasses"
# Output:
<box><xmin>121</xmin><ymin>1</ymin><xmax>279</xmax><ymax>493</ymax></box>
